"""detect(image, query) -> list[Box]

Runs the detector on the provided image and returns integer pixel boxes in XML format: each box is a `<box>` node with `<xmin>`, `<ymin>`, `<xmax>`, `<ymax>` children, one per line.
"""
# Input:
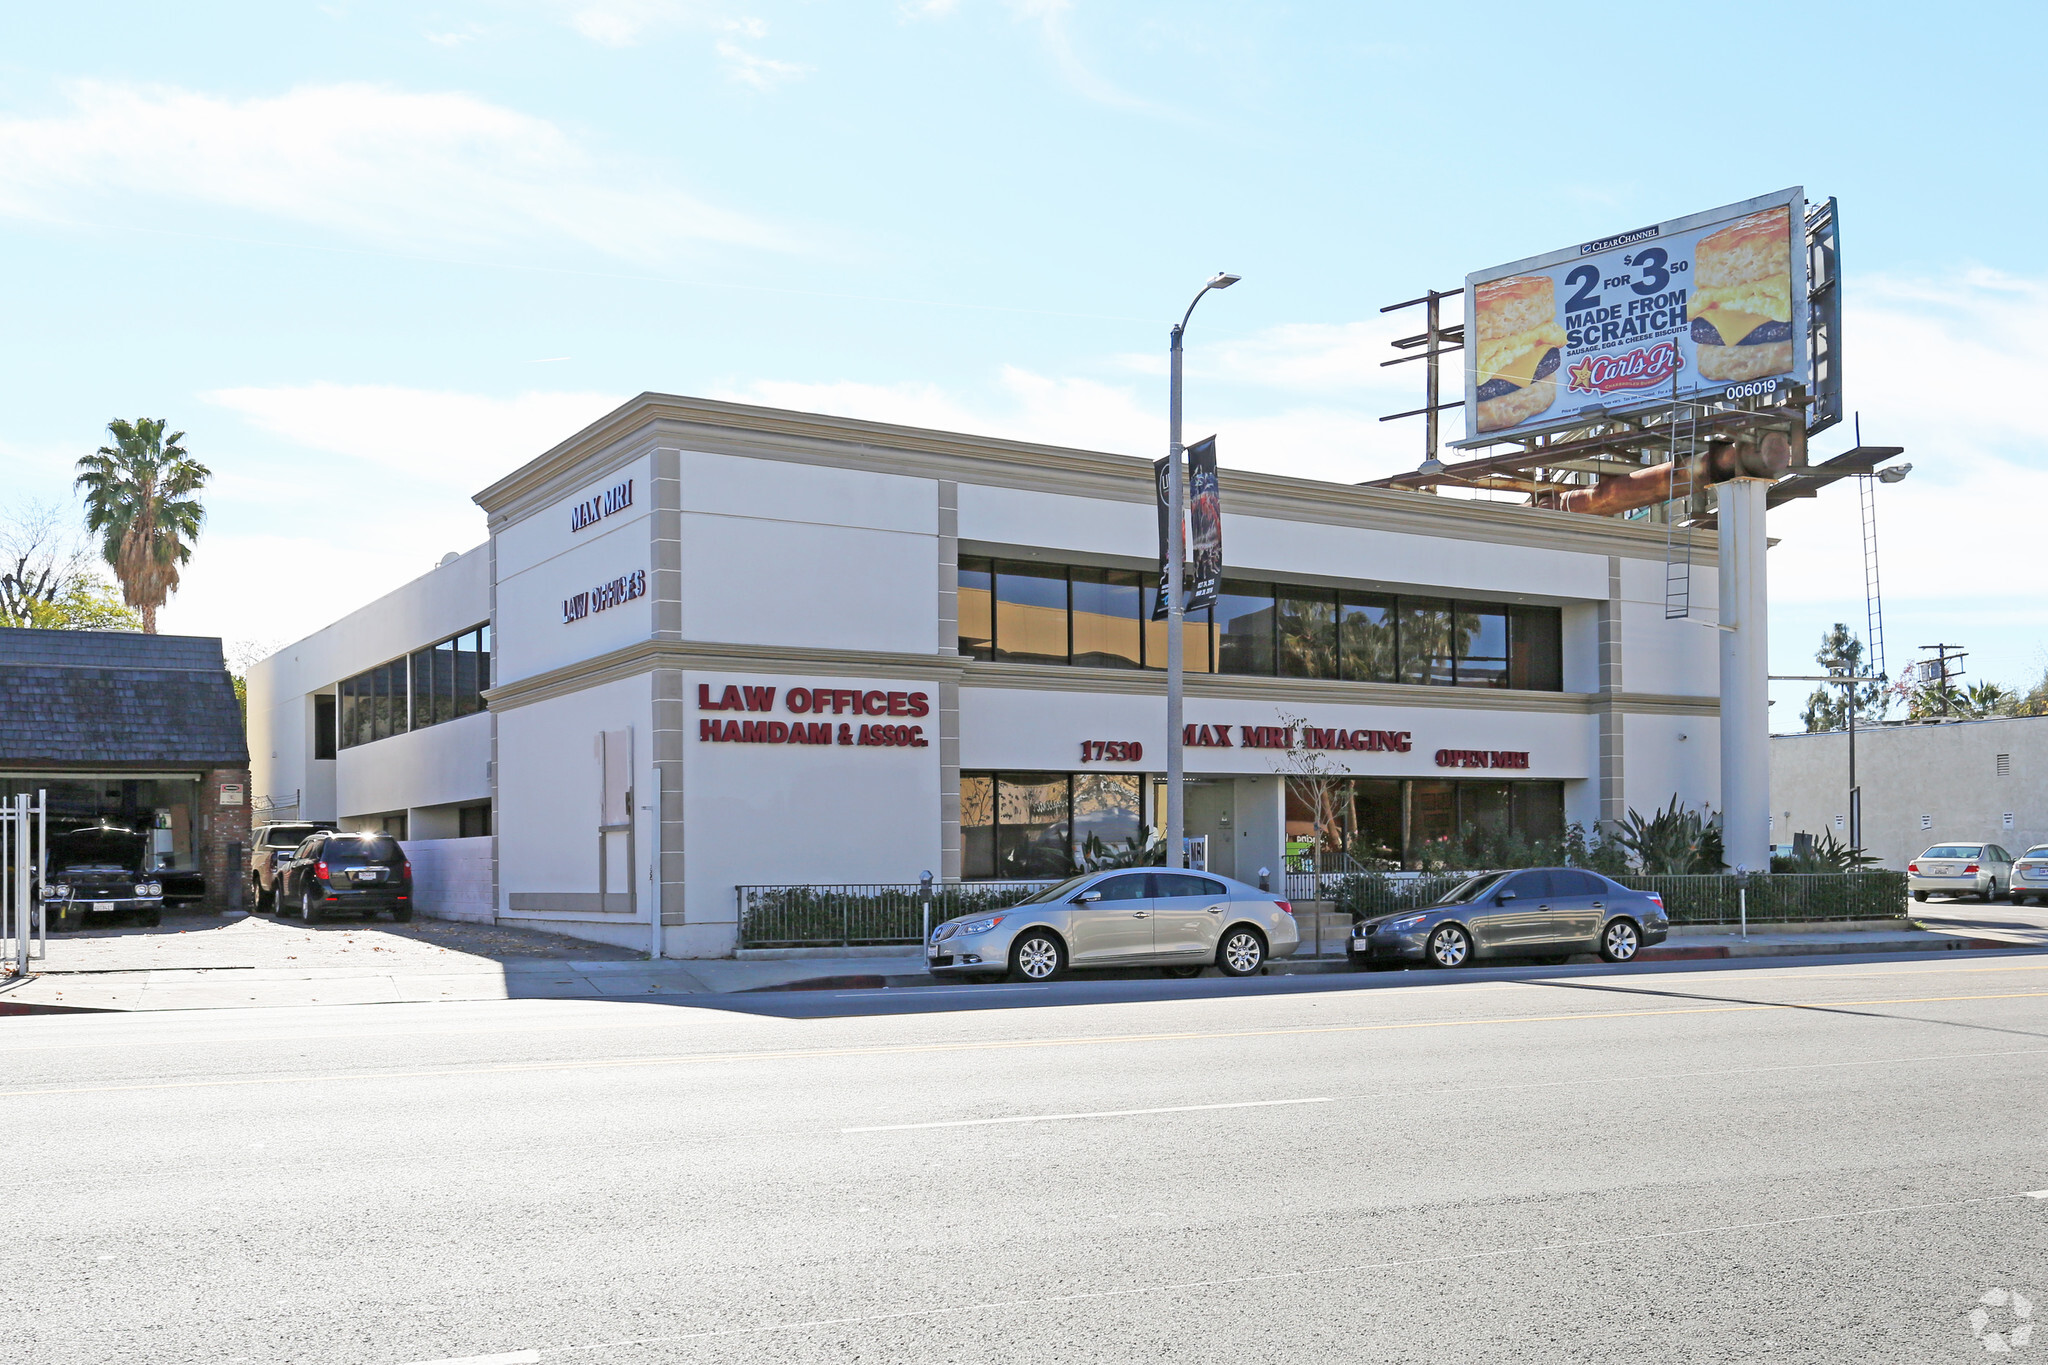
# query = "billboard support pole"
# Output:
<box><xmin>1718</xmin><ymin>478</ymin><xmax>1773</xmax><ymax>871</ymax></box>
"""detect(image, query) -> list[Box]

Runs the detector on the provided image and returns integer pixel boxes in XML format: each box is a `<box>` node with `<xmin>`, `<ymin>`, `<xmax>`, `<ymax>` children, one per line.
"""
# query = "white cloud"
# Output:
<box><xmin>716</xmin><ymin>40</ymin><xmax>812</xmax><ymax>90</ymax></box>
<box><xmin>0</xmin><ymin>81</ymin><xmax>793</xmax><ymax>263</ymax></box>
<box><xmin>544</xmin><ymin>0</ymin><xmax>701</xmax><ymax>45</ymax></box>
<box><xmin>899</xmin><ymin>0</ymin><xmax>959</xmax><ymax>16</ymax></box>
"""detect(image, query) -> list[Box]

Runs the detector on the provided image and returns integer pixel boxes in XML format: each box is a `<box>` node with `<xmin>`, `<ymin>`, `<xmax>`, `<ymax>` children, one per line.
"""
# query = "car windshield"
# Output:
<box><xmin>1922</xmin><ymin>846</ymin><xmax>1982</xmax><ymax>859</ymax></box>
<box><xmin>2024</xmin><ymin>847</ymin><xmax>2048</xmax><ymax>861</ymax></box>
<box><xmin>50</xmin><ymin>829</ymin><xmax>146</xmax><ymax>874</ymax></box>
<box><xmin>1436</xmin><ymin>872</ymin><xmax>1510</xmax><ymax>905</ymax></box>
<box><xmin>1011</xmin><ymin>873</ymin><xmax>1101</xmax><ymax>906</ymax></box>
<box><xmin>264</xmin><ymin>827</ymin><xmax>320</xmax><ymax>846</ymax></box>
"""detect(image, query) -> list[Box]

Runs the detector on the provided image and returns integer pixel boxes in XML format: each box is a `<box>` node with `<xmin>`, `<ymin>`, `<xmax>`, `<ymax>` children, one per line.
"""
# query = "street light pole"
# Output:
<box><xmin>1165</xmin><ymin>272</ymin><xmax>1239</xmax><ymax>871</ymax></box>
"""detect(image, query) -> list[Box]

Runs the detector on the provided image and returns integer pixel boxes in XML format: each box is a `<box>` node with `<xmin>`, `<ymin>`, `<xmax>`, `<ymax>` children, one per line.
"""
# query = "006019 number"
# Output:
<box><xmin>1079</xmin><ymin>740</ymin><xmax>1143</xmax><ymax>763</ymax></box>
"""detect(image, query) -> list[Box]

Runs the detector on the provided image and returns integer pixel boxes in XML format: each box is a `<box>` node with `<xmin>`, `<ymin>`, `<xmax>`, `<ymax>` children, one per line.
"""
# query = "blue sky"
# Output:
<box><xmin>3</xmin><ymin>1</ymin><xmax>2042</xmax><ymax>718</ymax></box>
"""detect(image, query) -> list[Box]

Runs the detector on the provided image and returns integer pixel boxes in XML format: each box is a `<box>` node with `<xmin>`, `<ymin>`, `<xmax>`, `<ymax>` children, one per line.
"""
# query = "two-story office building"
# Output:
<box><xmin>247</xmin><ymin>393</ymin><xmax>1722</xmax><ymax>956</ymax></box>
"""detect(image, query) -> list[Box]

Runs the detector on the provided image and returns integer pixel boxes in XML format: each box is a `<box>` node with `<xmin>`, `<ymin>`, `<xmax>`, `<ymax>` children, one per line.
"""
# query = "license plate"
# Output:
<box><xmin>355</xmin><ymin>870</ymin><xmax>382</xmax><ymax>881</ymax></box>
<box><xmin>94</xmin><ymin>902</ymin><xmax>113</xmax><ymax>912</ymax></box>
<box><xmin>926</xmin><ymin>947</ymin><xmax>941</xmax><ymax>959</ymax></box>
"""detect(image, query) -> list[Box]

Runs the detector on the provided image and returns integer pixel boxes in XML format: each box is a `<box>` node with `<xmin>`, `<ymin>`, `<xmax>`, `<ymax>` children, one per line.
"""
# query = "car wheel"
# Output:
<box><xmin>392</xmin><ymin>906</ymin><xmax>413</xmax><ymax>923</ymax></box>
<box><xmin>1216</xmin><ymin>927</ymin><xmax>1266</xmax><ymax>977</ymax></box>
<box><xmin>301</xmin><ymin>888</ymin><xmax>317</xmax><ymax>923</ymax></box>
<box><xmin>1981</xmin><ymin>884</ymin><xmax>1997</xmax><ymax>903</ymax></box>
<box><xmin>1600</xmin><ymin>918</ymin><xmax>1641</xmax><ymax>963</ymax></box>
<box><xmin>1912</xmin><ymin>890</ymin><xmax>1928</xmax><ymax>902</ymax></box>
<box><xmin>1163</xmin><ymin>965</ymin><xmax>1203</xmax><ymax>979</ymax></box>
<box><xmin>139</xmin><ymin>909</ymin><xmax>161</xmax><ymax>928</ymax></box>
<box><xmin>1009</xmin><ymin>932</ymin><xmax>1064</xmax><ymax>982</ymax></box>
<box><xmin>1426</xmin><ymin>924</ymin><xmax>1471</xmax><ymax>969</ymax></box>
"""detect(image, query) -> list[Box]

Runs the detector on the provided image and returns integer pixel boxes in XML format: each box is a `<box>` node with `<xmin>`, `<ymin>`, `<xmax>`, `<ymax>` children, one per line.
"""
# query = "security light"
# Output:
<box><xmin>1207</xmin><ymin>272</ymin><xmax>1242</xmax><ymax>290</ymax></box>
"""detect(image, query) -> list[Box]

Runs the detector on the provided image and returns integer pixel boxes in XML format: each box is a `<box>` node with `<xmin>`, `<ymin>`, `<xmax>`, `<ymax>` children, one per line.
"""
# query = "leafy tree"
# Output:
<box><xmin>1799</xmin><ymin>623</ymin><xmax>1886</xmax><ymax>732</ymax></box>
<box><xmin>0</xmin><ymin>500</ymin><xmax>140</xmax><ymax>631</ymax></box>
<box><xmin>74</xmin><ymin>418</ymin><xmax>210</xmax><ymax>634</ymax></box>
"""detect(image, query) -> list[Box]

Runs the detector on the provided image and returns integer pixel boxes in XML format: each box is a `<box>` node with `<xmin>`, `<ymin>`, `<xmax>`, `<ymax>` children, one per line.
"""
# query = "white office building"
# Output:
<box><xmin>247</xmin><ymin>394</ymin><xmax>1723</xmax><ymax>957</ymax></box>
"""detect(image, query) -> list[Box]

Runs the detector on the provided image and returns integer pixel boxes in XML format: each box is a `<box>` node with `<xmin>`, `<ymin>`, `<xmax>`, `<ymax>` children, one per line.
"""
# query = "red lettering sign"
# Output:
<box><xmin>695</xmin><ymin>679</ymin><xmax>932</xmax><ymax>747</ymax></box>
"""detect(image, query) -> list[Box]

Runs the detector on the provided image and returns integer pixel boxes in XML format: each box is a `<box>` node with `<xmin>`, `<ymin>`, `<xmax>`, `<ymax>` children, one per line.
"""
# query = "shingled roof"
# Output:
<box><xmin>0</xmin><ymin>628</ymin><xmax>249</xmax><ymax>768</ymax></box>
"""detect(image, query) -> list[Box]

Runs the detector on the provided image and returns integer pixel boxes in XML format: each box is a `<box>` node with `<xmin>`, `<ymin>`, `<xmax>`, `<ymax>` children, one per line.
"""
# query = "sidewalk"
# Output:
<box><xmin>1</xmin><ymin>915</ymin><xmax>2036</xmax><ymax>1014</ymax></box>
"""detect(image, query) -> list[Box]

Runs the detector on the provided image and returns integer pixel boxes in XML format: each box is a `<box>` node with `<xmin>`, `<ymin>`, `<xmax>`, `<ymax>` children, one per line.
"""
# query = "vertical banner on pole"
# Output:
<box><xmin>1150</xmin><ymin>455</ymin><xmax>1173</xmax><ymax>621</ymax></box>
<box><xmin>1185</xmin><ymin>436</ymin><xmax>1222</xmax><ymax>612</ymax></box>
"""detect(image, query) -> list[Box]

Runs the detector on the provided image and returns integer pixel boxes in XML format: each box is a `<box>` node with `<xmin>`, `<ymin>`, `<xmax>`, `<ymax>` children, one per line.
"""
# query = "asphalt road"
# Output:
<box><xmin>4</xmin><ymin>955</ymin><xmax>2048</xmax><ymax>1364</ymax></box>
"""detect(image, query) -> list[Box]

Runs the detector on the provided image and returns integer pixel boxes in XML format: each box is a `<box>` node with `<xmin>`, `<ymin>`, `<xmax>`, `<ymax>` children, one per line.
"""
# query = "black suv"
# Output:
<box><xmin>249</xmin><ymin>821</ymin><xmax>336</xmax><ymax>911</ymax></box>
<box><xmin>277</xmin><ymin>831</ymin><xmax>414</xmax><ymax>922</ymax></box>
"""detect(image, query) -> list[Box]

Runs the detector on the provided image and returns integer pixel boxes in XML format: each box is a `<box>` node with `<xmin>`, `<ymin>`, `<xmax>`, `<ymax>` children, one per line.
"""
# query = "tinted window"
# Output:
<box><xmin>1153</xmin><ymin>873</ymin><xmax>1226</xmax><ymax>898</ymax></box>
<box><xmin>994</xmin><ymin>562</ymin><xmax>1069</xmax><ymax>666</ymax></box>
<box><xmin>1438</xmin><ymin>872</ymin><xmax>1509</xmax><ymax>904</ymax></box>
<box><xmin>1454</xmin><ymin>608</ymin><xmax>1509</xmax><ymax>688</ymax></box>
<box><xmin>1339</xmin><ymin>593</ymin><xmax>1396</xmax><ymax>682</ymax></box>
<box><xmin>1509</xmin><ymin>606</ymin><xmax>1563</xmax><ymax>691</ymax></box>
<box><xmin>1399</xmin><ymin>599</ymin><xmax>1456</xmax><ymax>685</ymax></box>
<box><xmin>263</xmin><ymin>826</ymin><xmax>318</xmax><ymax>846</ymax></box>
<box><xmin>1088</xmin><ymin>873</ymin><xmax>1152</xmax><ymax>902</ymax></box>
<box><xmin>1215</xmin><ymin>581</ymin><xmax>1276</xmax><ymax>675</ymax></box>
<box><xmin>1276</xmin><ymin>590</ymin><xmax>1337</xmax><ymax>679</ymax></box>
<box><xmin>1501</xmin><ymin>870</ymin><xmax>1554</xmax><ymax>898</ymax></box>
<box><xmin>958</xmin><ymin>558</ymin><xmax>994</xmax><ymax>660</ymax></box>
<box><xmin>1070</xmin><ymin>567</ymin><xmax>1142</xmax><ymax>669</ymax></box>
<box><xmin>1922</xmin><ymin>846</ymin><xmax>1982</xmax><ymax>859</ymax></box>
<box><xmin>1563</xmin><ymin>870</ymin><xmax>1609</xmax><ymax>895</ymax></box>
<box><xmin>2025</xmin><ymin>847</ymin><xmax>2048</xmax><ymax>860</ymax></box>
<box><xmin>1992</xmin><ymin>846</ymin><xmax>2012</xmax><ymax>862</ymax></box>
<box><xmin>323</xmin><ymin>836</ymin><xmax>403</xmax><ymax>863</ymax></box>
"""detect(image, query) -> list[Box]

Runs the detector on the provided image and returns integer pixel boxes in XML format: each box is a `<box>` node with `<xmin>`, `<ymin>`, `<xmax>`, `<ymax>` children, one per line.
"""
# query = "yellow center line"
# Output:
<box><xmin>6</xmin><ymin>987</ymin><xmax>2047</xmax><ymax>1100</ymax></box>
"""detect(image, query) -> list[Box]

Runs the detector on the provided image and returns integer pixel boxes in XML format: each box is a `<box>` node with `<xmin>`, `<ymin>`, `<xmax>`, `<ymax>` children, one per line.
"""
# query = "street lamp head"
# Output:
<box><xmin>1877</xmin><ymin>462</ymin><xmax>1912</xmax><ymax>484</ymax></box>
<box><xmin>1417</xmin><ymin>454</ymin><xmax>1445</xmax><ymax>476</ymax></box>
<box><xmin>1207</xmin><ymin>272</ymin><xmax>1242</xmax><ymax>291</ymax></box>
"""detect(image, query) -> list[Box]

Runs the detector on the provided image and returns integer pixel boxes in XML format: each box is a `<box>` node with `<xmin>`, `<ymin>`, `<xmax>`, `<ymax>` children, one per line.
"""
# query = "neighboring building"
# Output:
<box><xmin>0</xmin><ymin>628</ymin><xmax>251</xmax><ymax>909</ymax></box>
<box><xmin>1772</xmin><ymin>714</ymin><xmax>2048</xmax><ymax>868</ymax></box>
<box><xmin>248</xmin><ymin>393</ymin><xmax>1725</xmax><ymax>957</ymax></box>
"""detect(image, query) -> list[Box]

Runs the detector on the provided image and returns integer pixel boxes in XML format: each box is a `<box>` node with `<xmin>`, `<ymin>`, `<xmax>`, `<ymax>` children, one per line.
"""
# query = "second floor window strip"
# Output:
<box><xmin>335</xmin><ymin>623</ymin><xmax>492</xmax><ymax>751</ymax></box>
<box><xmin>957</xmin><ymin>557</ymin><xmax>1563</xmax><ymax>691</ymax></box>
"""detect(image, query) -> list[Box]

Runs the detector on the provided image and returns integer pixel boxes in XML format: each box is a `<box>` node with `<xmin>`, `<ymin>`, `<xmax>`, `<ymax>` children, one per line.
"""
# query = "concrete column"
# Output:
<box><xmin>1717</xmin><ymin>477</ymin><xmax>1771</xmax><ymax>870</ymax></box>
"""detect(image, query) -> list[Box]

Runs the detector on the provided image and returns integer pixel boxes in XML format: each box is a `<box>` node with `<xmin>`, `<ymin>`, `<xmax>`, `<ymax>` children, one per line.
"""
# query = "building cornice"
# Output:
<box><xmin>473</xmin><ymin>393</ymin><xmax>1719</xmax><ymax>565</ymax></box>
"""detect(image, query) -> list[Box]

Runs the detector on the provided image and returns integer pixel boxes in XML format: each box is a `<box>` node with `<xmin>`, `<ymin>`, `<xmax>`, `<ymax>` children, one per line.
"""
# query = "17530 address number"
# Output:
<box><xmin>1079</xmin><ymin>740</ymin><xmax>1144</xmax><ymax>763</ymax></box>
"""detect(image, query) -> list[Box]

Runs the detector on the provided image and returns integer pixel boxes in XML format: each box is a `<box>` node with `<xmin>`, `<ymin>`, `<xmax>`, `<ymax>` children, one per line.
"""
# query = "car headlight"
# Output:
<box><xmin>1388</xmin><ymin>913</ymin><xmax>1430</xmax><ymax>931</ymax></box>
<box><xmin>954</xmin><ymin>915</ymin><xmax>1007</xmax><ymax>936</ymax></box>
<box><xmin>41</xmin><ymin>884</ymin><xmax>64</xmax><ymax>901</ymax></box>
<box><xmin>137</xmin><ymin>882</ymin><xmax>162</xmax><ymax>898</ymax></box>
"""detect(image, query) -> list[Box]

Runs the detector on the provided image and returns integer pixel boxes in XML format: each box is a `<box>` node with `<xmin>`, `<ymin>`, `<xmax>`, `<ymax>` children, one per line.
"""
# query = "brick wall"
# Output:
<box><xmin>200</xmin><ymin>765</ymin><xmax>253</xmax><ymax>912</ymax></box>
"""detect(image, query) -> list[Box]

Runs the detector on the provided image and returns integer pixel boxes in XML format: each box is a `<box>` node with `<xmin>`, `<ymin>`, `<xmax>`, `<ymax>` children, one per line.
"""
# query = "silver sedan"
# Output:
<box><xmin>926</xmin><ymin>869</ymin><xmax>1301</xmax><ymax>982</ymax></box>
<box><xmin>1349</xmin><ymin>867</ymin><xmax>1669</xmax><ymax>969</ymax></box>
<box><xmin>1908</xmin><ymin>843</ymin><xmax>2013</xmax><ymax>903</ymax></box>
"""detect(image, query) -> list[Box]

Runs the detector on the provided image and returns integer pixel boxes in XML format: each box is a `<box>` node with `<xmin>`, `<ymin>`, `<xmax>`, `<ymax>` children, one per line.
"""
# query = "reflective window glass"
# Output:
<box><xmin>477</xmin><ymin>624</ymin><xmax>492</xmax><ymax>698</ymax></box>
<box><xmin>411</xmin><ymin>650</ymin><xmax>434</xmax><ymax>730</ymax></box>
<box><xmin>1074</xmin><ymin>773</ymin><xmax>1145</xmax><ymax>868</ymax></box>
<box><xmin>995</xmin><ymin>774</ymin><xmax>1071</xmax><ymax>878</ymax></box>
<box><xmin>1513</xmin><ymin>783</ymin><xmax>1566</xmax><ymax>843</ymax></box>
<box><xmin>993</xmin><ymin>562</ymin><xmax>1069</xmax><ymax>666</ymax></box>
<box><xmin>1143</xmin><ymin>589</ymin><xmax>1214</xmax><ymax>672</ymax></box>
<box><xmin>1411</xmin><ymin>779</ymin><xmax>1457</xmax><ymax>861</ymax></box>
<box><xmin>1070</xmin><ymin>567</ymin><xmax>1142</xmax><ymax>669</ymax></box>
<box><xmin>961</xmin><ymin>774</ymin><xmax>995</xmax><ymax>880</ymax></box>
<box><xmin>1461</xmin><ymin>782</ymin><xmax>1512</xmax><ymax>836</ymax></box>
<box><xmin>1276</xmin><ymin>589</ymin><xmax>1337</xmax><ymax>679</ymax></box>
<box><xmin>1215</xmin><ymin>581</ymin><xmax>1276</xmax><ymax>675</ymax></box>
<box><xmin>1339</xmin><ymin>593</ymin><xmax>1397</xmax><ymax>683</ymax></box>
<box><xmin>1398</xmin><ymin>599</ymin><xmax>1456</xmax><ymax>686</ymax></box>
<box><xmin>1509</xmin><ymin>607</ymin><xmax>1563</xmax><ymax>691</ymax></box>
<box><xmin>433</xmin><ymin>639</ymin><xmax>456</xmax><ymax>725</ymax></box>
<box><xmin>454</xmin><ymin>631</ymin><xmax>481</xmax><ymax>717</ymax></box>
<box><xmin>958</xmin><ymin>558</ymin><xmax>994</xmax><ymax>660</ymax></box>
<box><xmin>1454</xmin><ymin>608</ymin><xmax>1509</xmax><ymax>689</ymax></box>
<box><xmin>1502</xmin><ymin>870</ymin><xmax>1555</xmax><ymax>898</ymax></box>
<box><xmin>1152</xmin><ymin>873</ymin><xmax>1226</xmax><ymax>898</ymax></box>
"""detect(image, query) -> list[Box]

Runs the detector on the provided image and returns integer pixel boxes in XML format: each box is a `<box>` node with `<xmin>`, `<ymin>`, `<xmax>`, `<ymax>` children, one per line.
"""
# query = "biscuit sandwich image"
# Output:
<box><xmin>1474</xmin><ymin>275</ymin><xmax>1568</xmax><ymax>432</ymax></box>
<box><xmin>1690</xmin><ymin>206</ymin><xmax>1794</xmax><ymax>382</ymax></box>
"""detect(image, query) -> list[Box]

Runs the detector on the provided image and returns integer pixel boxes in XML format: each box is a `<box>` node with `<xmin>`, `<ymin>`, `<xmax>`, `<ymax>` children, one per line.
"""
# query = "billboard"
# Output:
<box><xmin>1460</xmin><ymin>188</ymin><xmax>1807</xmax><ymax>444</ymax></box>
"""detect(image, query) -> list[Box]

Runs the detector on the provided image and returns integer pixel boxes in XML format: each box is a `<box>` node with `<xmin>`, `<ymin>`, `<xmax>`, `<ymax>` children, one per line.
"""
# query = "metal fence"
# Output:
<box><xmin>736</xmin><ymin>881</ymin><xmax>1056</xmax><ymax>948</ymax></box>
<box><xmin>736</xmin><ymin>869</ymin><xmax>1910</xmax><ymax>948</ymax></box>
<box><xmin>1304</xmin><ymin>869</ymin><xmax>1908</xmax><ymax>925</ymax></box>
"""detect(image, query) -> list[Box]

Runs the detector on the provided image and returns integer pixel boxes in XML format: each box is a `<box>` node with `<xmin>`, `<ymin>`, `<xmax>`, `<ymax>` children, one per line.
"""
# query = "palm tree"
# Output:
<box><xmin>74</xmin><ymin>419</ymin><xmax>210</xmax><ymax>634</ymax></box>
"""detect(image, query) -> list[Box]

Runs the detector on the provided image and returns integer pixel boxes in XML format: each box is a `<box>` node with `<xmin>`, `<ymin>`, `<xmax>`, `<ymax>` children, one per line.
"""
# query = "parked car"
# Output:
<box><xmin>248</xmin><ymin>821</ymin><xmax>336</xmax><ymax>911</ymax></box>
<box><xmin>925</xmin><ymin>869</ymin><xmax>1299</xmax><ymax>982</ymax></box>
<box><xmin>1349</xmin><ymin>867</ymin><xmax>1668</xmax><ymax>969</ymax></box>
<box><xmin>1908</xmin><ymin>843</ymin><xmax>2013</xmax><ymax>902</ymax></box>
<box><xmin>40</xmin><ymin>826</ymin><xmax>163</xmax><ymax>929</ymax></box>
<box><xmin>276</xmin><ymin>830</ymin><xmax>414</xmax><ymax>922</ymax></box>
<box><xmin>2010</xmin><ymin>846</ymin><xmax>2048</xmax><ymax>907</ymax></box>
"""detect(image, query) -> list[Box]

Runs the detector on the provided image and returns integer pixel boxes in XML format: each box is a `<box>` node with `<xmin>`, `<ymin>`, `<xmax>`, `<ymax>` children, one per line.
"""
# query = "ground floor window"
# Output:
<box><xmin>0</xmin><ymin>775</ymin><xmax>202</xmax><ymax>870</ymax></box>
<box><xmin>961</xmin><ymin>771</ymin><xmax>1148</xmax><ymax>879</ymax></box>
<box><xmin>1286</xmin><ymin>777</ymin><xmax>1565</xmax><ymax>869</ymax></box>
<box><xmin>457</xmin><ymin>802</ymin><xmax>492</xmax><ymax>838</ymax></box>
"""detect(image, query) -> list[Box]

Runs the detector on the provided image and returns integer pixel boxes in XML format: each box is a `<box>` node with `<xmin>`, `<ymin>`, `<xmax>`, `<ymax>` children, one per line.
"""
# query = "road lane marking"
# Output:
<box><xmin>2029</xmin><ymin>1190</ymin><xmax>2048</xmax><ymax>1199</ymax></box>
<box><xmin>532</xmin><ymin>1190</ymin><xmax>2048</xmax><ymax>1355</ymax></box>
<box><xmin>399</xmin><ymin>1353</ymin><xmax>540</xmax><ymax>1365</ymax></box>
<box><xmin>9</xmin><ymin>987</ymin><xmax>2048</xmax><ymax>1100</ymax></box>
<box><xmin>842</xmin><ymin>1096</ymin><xmax>1333</xmax><ymax>1132</ymax></box>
